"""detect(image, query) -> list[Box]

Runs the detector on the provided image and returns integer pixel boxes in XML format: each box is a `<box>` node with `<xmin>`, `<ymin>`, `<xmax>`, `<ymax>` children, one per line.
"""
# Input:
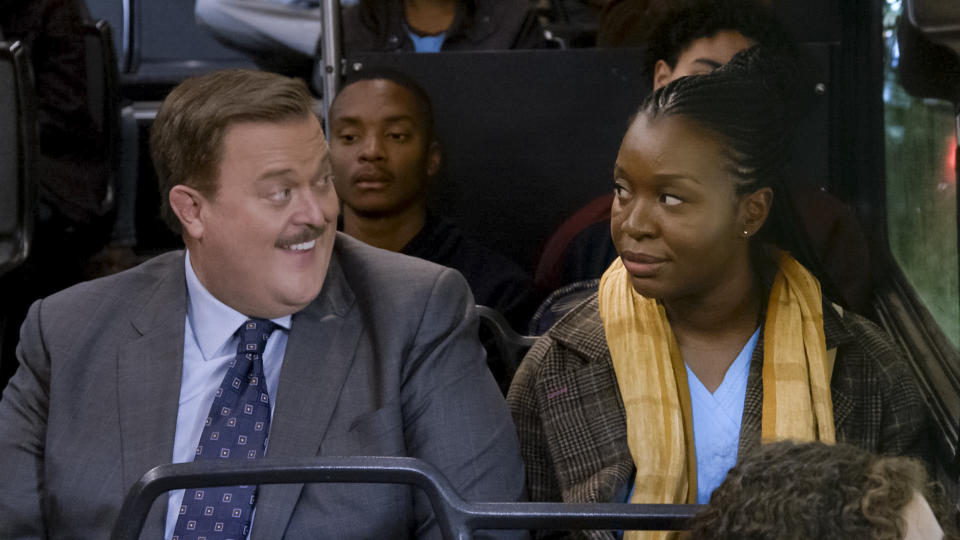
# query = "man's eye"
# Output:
<box><xmin>316</xmin><ymin>174</ymin><xmax>334</xmax><ymax>186</ymax></box>
<box><xmin>338</xmin><ymin>133</ymin><xmax>357</xmax><ymax>143</ymax></box>
<box><xmin>660</xmin><ymin>193</ymin><xmax>683</xmax><ymax>206</ymax></box>
<box><xmin>387</xmin><ymin>132</ymin><xmax>409</xmax><ymax>141</ymax></box>
<box><xmin>269</xmin><ymin>187</ymin><xmax>292</xmax><ymax>202</ymax></box>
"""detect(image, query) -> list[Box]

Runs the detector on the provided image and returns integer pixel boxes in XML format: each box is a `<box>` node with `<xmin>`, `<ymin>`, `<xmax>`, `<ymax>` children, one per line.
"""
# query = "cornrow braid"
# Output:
<box><xmin>640</xmin><ymin>45</ymin><xmax>798</xmax><ymax>195</ymax></box>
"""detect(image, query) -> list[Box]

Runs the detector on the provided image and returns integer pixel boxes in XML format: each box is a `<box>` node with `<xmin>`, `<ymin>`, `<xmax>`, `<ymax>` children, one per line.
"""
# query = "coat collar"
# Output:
<box><xmin>117</xmin><ymin>251</ymin><xmax>189</xmax><ymax>538</ymax></box>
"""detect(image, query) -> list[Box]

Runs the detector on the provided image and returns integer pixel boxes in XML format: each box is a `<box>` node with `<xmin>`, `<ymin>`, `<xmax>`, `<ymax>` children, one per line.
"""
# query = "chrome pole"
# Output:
<box><xmin>317</xmin><ymin>0</ymin><xmax>342</xmax><ymax>134</ymax></box>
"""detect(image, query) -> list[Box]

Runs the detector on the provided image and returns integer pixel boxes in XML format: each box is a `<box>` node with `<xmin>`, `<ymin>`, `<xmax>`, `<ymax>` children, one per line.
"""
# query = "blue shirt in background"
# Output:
<box><xmin>405</xmin><ymin>23</ymin><xmax>446</xmax><ymax>52</ymax></box>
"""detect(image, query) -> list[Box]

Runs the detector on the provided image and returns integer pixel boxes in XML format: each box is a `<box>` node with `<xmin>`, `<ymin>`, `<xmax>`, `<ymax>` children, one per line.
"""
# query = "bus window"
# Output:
<box><xmin>883</xmin><ymin>0</ymin><xmax>959</xmax><ymax>348</ymax></box>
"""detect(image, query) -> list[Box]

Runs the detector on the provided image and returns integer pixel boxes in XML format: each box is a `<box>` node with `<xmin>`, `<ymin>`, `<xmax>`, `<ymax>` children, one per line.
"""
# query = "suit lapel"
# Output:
<box><xmin>252</xmin><ymin>254</ymin><xmax>361</xmax><ymax>539</ymax></box>
<box><xmin>116</xmin><ymin>252</ymin><xmax>187</xmax><ymax>538</ymax></box>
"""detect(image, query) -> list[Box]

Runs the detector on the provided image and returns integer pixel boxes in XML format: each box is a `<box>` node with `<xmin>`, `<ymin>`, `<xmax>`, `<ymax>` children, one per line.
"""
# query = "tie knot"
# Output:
<box><xmin>238</xmin><ymin>319</ymin><xmax>277</xmax><ymax>356</ymax></box>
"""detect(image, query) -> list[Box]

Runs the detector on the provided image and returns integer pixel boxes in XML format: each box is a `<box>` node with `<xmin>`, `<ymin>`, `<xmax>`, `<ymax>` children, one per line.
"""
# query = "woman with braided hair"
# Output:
<box><xmin>507</xmin><ymin>46</ymin><xmax>930</xmax><ymax>539</ymax></box>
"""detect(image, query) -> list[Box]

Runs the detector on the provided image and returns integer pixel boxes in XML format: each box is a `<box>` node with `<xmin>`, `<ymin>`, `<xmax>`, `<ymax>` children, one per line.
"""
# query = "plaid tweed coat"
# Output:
<box><xmin>507</xmin><ymin>294</ymin><xmax>929</xmax><ymax>539</ymax></box>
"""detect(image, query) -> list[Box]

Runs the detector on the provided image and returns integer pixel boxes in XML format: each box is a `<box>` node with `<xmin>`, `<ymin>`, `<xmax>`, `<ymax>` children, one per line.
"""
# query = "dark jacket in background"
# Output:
<box><xmin>402</xmin><ymin>212</ymin><xmax>537</xmax><ymax>332</ymax></box>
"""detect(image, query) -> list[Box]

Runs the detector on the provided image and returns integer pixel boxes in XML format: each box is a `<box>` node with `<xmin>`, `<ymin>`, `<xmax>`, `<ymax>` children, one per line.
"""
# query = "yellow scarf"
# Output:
<box><xmin>598</xmin><ymin>251</ymin><xmax>835</xmax><ymax>540</ymax></box>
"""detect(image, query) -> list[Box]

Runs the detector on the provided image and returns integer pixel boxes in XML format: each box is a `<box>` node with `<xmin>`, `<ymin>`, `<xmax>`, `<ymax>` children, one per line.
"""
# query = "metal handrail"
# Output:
<box><xmin>110</xmin><ymin>456</ymin><xmax>700</xmax><ymax>540</ymax></box>
<box><xmin>317</xmin><ymin>0</ymin><xmax>342</xmax><ymax>131</ymax></box>
<box><xmin>476</xmin><ymin>305</ymin><xmax>538</xmax><ymax>378</ymax></box>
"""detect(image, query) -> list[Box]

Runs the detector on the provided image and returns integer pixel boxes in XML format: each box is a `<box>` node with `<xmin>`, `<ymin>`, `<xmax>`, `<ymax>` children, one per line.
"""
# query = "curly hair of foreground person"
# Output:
<box><xmin>690</xmin><ymin>441</ymin><xmax>950</xmax><ymax>539</ymax></box>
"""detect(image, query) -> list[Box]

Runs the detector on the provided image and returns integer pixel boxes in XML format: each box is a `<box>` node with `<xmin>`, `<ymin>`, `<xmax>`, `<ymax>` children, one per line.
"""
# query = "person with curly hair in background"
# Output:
<box><xmin>691</xmin><ymin>440</ymin><xmax>950</xmax><ymax>540</ymax></box>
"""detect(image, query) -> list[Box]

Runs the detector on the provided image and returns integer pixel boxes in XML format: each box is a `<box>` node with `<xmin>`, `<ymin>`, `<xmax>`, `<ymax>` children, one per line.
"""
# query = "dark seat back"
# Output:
<box><xmin>0</xmin><ymin>40</ymin><xmax>37</xmax><ymax>278</ymax></box>
<box><xmin>124</xmin><ymin>0</ymin><xmax>256</xmax><ymax>99</ymax></box>
<box><xmin>82</xmin><ymin>19</ymin><xmax>122</xmax><ymax>215</ymax></box>
<box><xmin>83</xmin><ymin>0</ymin><xmax>128</xmax><ymax>71</ymax></box>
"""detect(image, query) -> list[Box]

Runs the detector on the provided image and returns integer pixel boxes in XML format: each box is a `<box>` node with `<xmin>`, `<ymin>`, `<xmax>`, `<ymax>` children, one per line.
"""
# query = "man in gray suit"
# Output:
<box><xmin>0</xmin><ymin>69</ymin><xmax>524</xmax><ymax>539</ymax></box>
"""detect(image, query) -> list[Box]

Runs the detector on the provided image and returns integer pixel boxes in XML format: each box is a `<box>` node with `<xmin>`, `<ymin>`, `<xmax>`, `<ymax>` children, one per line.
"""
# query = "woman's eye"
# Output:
<box><xmin>660</xmin><ymin>193</ymin><xmax>683</xmax><ymax>206</ymax></box>
<box><xmin>613</xmin><ymin>182</ymin><xmax>630</xmax><ymax>198</ymax></box>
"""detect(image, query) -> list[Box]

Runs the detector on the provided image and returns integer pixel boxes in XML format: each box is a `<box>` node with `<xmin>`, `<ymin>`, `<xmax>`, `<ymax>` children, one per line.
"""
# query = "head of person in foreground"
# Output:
<box><xmin>690</xmin><ymin>440</ymin><xmax>946</xmax><ymax>540</ymax></box>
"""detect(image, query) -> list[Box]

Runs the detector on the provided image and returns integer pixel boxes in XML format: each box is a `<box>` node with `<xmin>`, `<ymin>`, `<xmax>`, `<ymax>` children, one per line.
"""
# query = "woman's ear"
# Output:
<box><xmin>739</xmin><ymin>187</ymin><xmax>774</xmax><ymax>238</ymax></box>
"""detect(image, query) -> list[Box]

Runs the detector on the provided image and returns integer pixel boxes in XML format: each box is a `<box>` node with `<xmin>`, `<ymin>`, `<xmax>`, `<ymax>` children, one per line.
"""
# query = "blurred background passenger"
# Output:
<box><xmin>342</xmin><ymin>0</ymin><xmax>547</xmax><ymax>55</ymax></box>
<box><xmin>196</xmin><ymin>0</ymin><xmax>547</xmax><ymax>80</ymax></box>
<box><xmin>691</xmin><ymin>441</ymin><xmax>949</xmax><ymax>540</ymax></box>
<box><xmin>508</xmin><ymin>47</ymin><xmax>929</xmax><ymax>540</ymax></box>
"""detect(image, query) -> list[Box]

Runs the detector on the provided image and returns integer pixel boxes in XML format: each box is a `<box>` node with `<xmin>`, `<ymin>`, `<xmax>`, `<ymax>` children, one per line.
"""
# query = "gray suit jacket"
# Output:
<box><xmin>0</xmin><ymin>233</ymin><xmax>525</xmax><ymax>539</ymax></box>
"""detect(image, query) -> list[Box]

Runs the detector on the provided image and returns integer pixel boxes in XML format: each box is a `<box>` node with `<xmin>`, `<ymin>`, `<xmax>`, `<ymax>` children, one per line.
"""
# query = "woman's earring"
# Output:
<box><xmin>742</xmin><ymin>229</ymin><xmax>750</xmax><ymax>238</ymax></box>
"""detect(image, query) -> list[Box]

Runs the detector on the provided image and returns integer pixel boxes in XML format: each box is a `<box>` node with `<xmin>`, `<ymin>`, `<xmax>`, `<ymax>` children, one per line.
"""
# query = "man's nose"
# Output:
<box><xmin>295</xmin><ymin>189</ymin><xmax>329</xmax><ymax>226</ymax></box>
<box><xmin>358</xmin><ymin>135</ymin><xmax>385</xmax><ymax>161</ymax></box>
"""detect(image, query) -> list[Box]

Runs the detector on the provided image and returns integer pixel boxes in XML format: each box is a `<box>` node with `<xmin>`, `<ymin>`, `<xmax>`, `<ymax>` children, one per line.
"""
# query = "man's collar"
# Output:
<box><xmin>184</xmin><ymin>250</ymin><xmax>292</xmax><ymax>361</ymax></box>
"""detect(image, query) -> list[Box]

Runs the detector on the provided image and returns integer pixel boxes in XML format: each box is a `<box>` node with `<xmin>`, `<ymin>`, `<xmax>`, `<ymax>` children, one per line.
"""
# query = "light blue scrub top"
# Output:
<box><xmin>685</xmin><ymin>327</ymin><xmax>760</xmax><ymax>504</ymax></box>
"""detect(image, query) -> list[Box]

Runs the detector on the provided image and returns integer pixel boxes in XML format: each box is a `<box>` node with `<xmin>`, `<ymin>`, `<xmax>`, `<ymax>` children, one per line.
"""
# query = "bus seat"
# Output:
<box><xmin>83</xmin><ymin>0</ymin><xmax>128</xmax><ymax>71</ymax></box>
<box><xmin>82</xmin><ymin>19</ymin><xmax>122</xmax><ymax>218</ymax></box>
<box><xmin>0</xmin><ymin>39</ymin><xmax>37</xmax><ymax>278</ymax></box>
<box><xmin>123</xmin><ymin>0</ymin><xmax>256</xmax><ymax>101</ymax></box>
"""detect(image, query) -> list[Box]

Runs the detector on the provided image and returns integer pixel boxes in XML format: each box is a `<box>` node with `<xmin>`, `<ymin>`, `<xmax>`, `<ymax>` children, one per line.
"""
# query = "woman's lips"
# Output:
<box><xmin>620</xmin><ymin>251</ymin><xmax>668</xmax><ymax>277</ymax></box>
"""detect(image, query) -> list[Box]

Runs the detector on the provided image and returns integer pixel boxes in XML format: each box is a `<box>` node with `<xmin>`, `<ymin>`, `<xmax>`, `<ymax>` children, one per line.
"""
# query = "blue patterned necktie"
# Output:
<box><xmin>173</xmin><ymin>319</ymin><xmax>278</xmax><ymax>540</ymax></box>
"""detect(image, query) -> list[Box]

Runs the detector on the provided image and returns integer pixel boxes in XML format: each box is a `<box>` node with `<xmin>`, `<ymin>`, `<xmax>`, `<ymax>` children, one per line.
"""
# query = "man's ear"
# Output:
<box><xmin>426</xmin><ymin>141</ymin><xmax>441</xmax><ymax>177</ymax></box>
<box><xmin>169</xmin><ymin>185</ymin><xmax>206</xmax><ymax>240</ymax></box>
<box><xmin>739</xmin><ymin>187</ymin><xmax>774</xmax><ymax>238</ymax></box>
<box><xmin>653</xmin><ymin>59</ymin><xmax>674</xmax><ymax>91</ymax></box>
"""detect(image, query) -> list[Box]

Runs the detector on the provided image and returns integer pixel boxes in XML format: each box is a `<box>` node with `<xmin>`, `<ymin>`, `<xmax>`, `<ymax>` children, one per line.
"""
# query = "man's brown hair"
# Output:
<box><xmin>151</xmin><ymin>69</ymin><xmax>315</xmax><ymax>232</ymax></box>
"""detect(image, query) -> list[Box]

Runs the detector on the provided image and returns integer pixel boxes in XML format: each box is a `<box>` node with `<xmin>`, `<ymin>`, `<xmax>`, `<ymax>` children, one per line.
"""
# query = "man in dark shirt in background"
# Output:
<box><xmin>328</xmin><ymin>69</ymin><xmax>536</xmax><ymax>386</ymax></box>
